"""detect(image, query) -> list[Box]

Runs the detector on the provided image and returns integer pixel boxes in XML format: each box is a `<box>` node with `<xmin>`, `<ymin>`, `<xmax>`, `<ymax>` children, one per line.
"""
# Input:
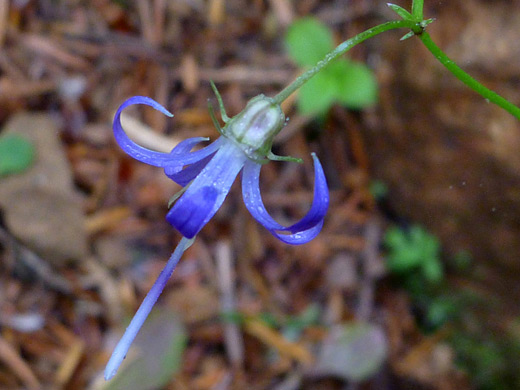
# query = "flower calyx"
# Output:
<box><xmin>222</xmin><ymin>94</ymin><xmax>285</xmax><ymax>161</ymax></box>
<box><xmin>209</xmin><ymin>82</ymin><xmax>287</xmax><ymax>162</ymax></box>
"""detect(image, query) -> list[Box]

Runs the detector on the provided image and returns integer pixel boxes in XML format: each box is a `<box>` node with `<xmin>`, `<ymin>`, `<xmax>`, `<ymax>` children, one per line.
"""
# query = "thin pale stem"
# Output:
<box><xmin>273</xmin><ymin>19</ymin><xmax>418</xmax><ymax>105</ymax></box>
<box><xmin>418</xmin><ymin>31</ymin><xmax>520</xmax><ymax>120</ymax></box>
<box><xmin>104</xmin><ymin>236</ymin><xmax>194</xmax><ymax>381</ymax></box>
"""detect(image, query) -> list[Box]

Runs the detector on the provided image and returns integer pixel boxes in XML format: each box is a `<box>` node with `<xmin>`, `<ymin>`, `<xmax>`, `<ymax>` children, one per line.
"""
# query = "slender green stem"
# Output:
<box><xmin>273</xmin><ymin>11</ymin><xmax>520</xmax><ymax>121</ymax></box>
<box><xmin>273</xmin><ymin>20</ymin><xmax>418</xmax><ymax>105</ymax></box>
<box><xmin>411</xmin><ymin>0</ymin><xmax>424</xmax><ymax>21</ymax></box>
<box><xmin>418</xmin><ymin>31</ymin><xmax>520</xmax><ymax>120</ymax></box>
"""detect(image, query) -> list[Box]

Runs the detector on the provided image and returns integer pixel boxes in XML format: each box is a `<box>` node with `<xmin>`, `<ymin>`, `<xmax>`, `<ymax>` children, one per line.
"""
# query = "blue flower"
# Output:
<box><xmin>113</xmin><ymin>95</ymin><xmax>329</xmax><ymax>244</ymax></box>
<box><xmin>105</xmin><ymin>92</ymin><xmax>329</xmax><ymax>380</ymax></box>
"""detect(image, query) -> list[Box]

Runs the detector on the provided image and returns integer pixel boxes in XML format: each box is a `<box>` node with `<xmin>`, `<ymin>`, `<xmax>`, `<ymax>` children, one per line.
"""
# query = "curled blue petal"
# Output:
<box><xmin>281</xmin><ymin>153</ymin><xmax>328</xmax><ymax>231</ymax></box>
<box><xmin>114</xmin><ymin>97</ymin><xmax>225</xmax><ymax>185</ymax></box>
<box><xmin>113</xmin><ymin>96</ymin><xmax>178</xmax><ymax>166</ymax></box>
<box><xmin>241</xmin><ymin>153</ymin><xmax>329</xmax><ymax>245</ymax></box>
<box><xmin>272</xmin><ymin>220</ymin><xmax>324</xmax><ymax>245</ymax></box>
<box><xmin>166</xmin><ymin>139</ymin><xmax>247</xmax><ymax>238</ymax></box>
<box><xmin>104</xmin><ymin>236</ymin><xmax>193</xmax><ymax>381</ymax></box>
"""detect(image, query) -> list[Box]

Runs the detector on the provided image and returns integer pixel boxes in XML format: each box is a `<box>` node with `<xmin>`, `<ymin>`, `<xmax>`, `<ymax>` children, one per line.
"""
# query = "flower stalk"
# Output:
<box><xmin>104</xmin><ymin>237</ymin><xmax>194</xmax><ymax>380</ymax></box>
<box><xmin>273</xmin><ymin>19</ymin><xmax>418</xmax><ymax>106</ymax></box>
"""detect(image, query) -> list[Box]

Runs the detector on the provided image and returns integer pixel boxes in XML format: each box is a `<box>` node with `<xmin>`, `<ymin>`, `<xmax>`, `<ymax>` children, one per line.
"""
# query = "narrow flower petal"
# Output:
<box><xmin>104</xmin><ymin>237</ymin><xmax>193</xmax><ymax>381</ymax></box>
<box><xmin>114</xmin><ymin>97</ymin><xmax>225</xmax><ymax>183</ymax></box>
<box><xmin>113</xmin><ymin>96</ymin><xmax>177</xmax><ymax>166</ymax></box>
<box><xmin>165</xmin><ymin>136</ymin><xmax>225</xmax><ymax>166</ymax></box>
<box><xmin>270</xmin><ymin>220</ymin><xmax>324</xmax><ymax>244</ymax></box>
<box><xmin>169</xmin><ymin>137</ymin><xmax>209</xmax><ymax>156</ymax></box>
<box><xmin>279</xmin><ymin>153</ymin><xmax>328</xmax><ymax>231</ymax></box>
<box><xmin>163</xmin><ymin>137</ymin><xmax>225</xmax><ymax>185</ymax></box>
<box><xmin>165</xmin><ymin>154</ymin><xmax>214</xmax><ymax>186</ymax></box>
<box><xmin>166</xmin><ymin>140</ymin><xmax>247</xmax><ymax>238</ymax></box>
<box><xmin>241</xmin><ymin>153</ymin><xmax>329</xmax><ymax>245</ymax></box>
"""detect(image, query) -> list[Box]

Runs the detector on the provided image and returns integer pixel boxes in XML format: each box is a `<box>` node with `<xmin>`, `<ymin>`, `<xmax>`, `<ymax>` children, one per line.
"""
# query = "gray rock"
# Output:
<box><xmin>0</xmin><ymin>113</ymin><xmax>87</xmax><ymax>265</ymax></box>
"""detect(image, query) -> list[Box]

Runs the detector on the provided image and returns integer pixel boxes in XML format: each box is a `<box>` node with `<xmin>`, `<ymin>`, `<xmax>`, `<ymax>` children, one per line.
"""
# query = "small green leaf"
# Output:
<box><xmin>285</xmin><ymin>17</ymin><xmax>334</xmax><ymax>67</ymax></box>
<box><xmin>420</xmin><ymin>18</ymin><xmax>436</xmax><ymax>28</ymax></box>
<box><xmin>387</xmin><ymin>3</ymin><xmax>414</xmax><ymax>20</ymax></box>
<box><xmin>297</xmin><ymin>69</ymin><xmax>337</xmax><ymax>115</ymax></box>
<box><xmin>422</xmin><ymin>256</ymin><xmax>443</xmax><ymax>283</ymax></box>
<box><xmin>384</xmin><ymin>225</ymin><xmax>443</xmax><ymax>279</ymax></box>
<box><xmin>335</xmin><ymin>60</ymin><xmax>378</xmax><ymax>109</ymax></box>
<box><xmin>0</xmin><ymin>134</ymin><xmax>35</xmax><ymax>176</ymax></box>
<box><xmin>399</xmin><ymin>31</ymin><xmax>415</xmax><ymax>41</ymax></box>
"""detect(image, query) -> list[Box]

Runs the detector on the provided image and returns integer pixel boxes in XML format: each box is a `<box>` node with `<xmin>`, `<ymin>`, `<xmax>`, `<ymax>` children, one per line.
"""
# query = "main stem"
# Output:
<box><xmin>272</xmin><ymin>20</ymin><xmax>418</xmax><ymax>105</ymax></box>
<box><xmin>418</xmin><ymin>31</ymin><xmax>520</xmax><ymax>120</ymax></box>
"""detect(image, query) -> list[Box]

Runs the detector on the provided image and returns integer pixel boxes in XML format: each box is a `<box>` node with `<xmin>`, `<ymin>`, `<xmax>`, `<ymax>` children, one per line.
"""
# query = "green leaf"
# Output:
<box><xmin>286</xmin><ymin>18</ymin><xmax>378</xmax><ymax>115</ymax></box>
<box><xmin>334</xmin><ymin>60</ymin><xmax>378</xmax><ymax>109</ymax></box>
<box><xmin>422</xmin><ymin>256</ymin><xmax>443</xmax><ymax>283</ymax></box>
<box><xmin>399</xmin><ymin>31</ymin><xmax>415</xmax><ymax>41</ymax></box>
<box><xmin>420</xmin><ymin>18</ymin><xmax>435</xmax><ymax>28</ymax></box>
<box><xmin>297</xmin><ymin>69</ymin><xmax>337</xmax><ymax>115</ymax></box>
<box><xmin>285</xmin><ymin>17</ymin><xmax>334</xmax><ymax>67</ymax></box>
<box><xmin>384</xmin><ymin>226</ymin><xmax>407</xmax><ymax>250</ymax></box>
<box><xmin>384</xmin><ymin>225</ymin><xmax>443</xmax><ymax>282</ymax></box>
<box><xmin>0</xmin><ymin>134</ymin><xmax>35</xmax><ymax>176</ymax></box>
<box><xmin>387</xmin><ymin>3</ymin><xmax>414</xmax><ymax>20</ymax></box>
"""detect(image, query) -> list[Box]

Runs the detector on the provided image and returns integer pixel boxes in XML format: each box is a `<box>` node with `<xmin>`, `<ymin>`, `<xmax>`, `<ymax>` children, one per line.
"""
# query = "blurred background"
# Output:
<box><xmin>0</xmin><ymin>0</ymin><xmax>519</xmax><ymax>389</ymax></box>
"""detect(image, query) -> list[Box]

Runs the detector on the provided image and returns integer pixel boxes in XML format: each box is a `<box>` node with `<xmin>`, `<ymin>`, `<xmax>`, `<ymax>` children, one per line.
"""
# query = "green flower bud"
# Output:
<box><xmin>224</xmin><ymin>95</ymin><xmax>285</xmax><ymax>160</ymax></box>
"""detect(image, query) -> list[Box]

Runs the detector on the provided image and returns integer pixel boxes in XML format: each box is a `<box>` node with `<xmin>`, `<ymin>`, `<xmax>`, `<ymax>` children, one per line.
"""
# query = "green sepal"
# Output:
<box><xmin>267</xmin><ymin>151</ymin><xmax>303</xmax><ymax>164</ymax></box>
<box><xmin>210</xmin><ymin>80</ymin><xmax>230</xmax><ymax>123</ymax></box>
<box><xmin>207</xmin><ymin>100</ymin><xmax>224</xmax><ymax>135</ymax></box>
<box><xmin>387</xmin><ymin>3</ymin><xmax>414</xmax><ymax>21</ymax></box>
